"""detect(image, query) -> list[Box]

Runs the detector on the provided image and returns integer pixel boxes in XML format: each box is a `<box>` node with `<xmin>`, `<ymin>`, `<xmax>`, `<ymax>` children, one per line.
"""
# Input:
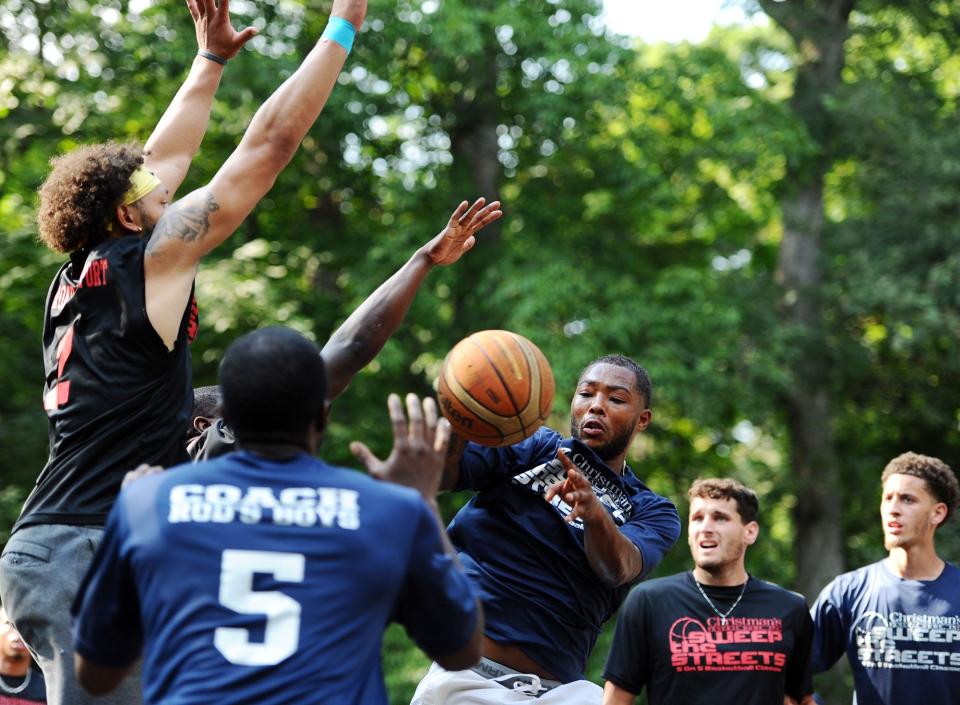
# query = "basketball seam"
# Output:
<box><xmin>482</xmin><ymin>333</ymin><xmax>532</xmax><ymax>441</ymax></box>
<box><xmin>441</xmin><ymin>365</ymin><xmax>524</xmax><ymax>440</ymax></box>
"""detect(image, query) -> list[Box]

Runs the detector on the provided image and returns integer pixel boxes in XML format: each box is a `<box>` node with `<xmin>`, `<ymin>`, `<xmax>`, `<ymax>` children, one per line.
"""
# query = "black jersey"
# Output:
<box><xmin>603</xmin><ymin>572</ymin><xmax>814</xmax><ymax>705</ymax></box>
<box><xmin>14</xmin><ymin>235</ymin><xmax>195</xmax><ymax>531</ymax></box>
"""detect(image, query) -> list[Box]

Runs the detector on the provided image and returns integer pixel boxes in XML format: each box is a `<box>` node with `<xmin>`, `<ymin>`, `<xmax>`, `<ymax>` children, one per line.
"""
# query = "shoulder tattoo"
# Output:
<box><xmin>147</xmin><ymin>189</ymin><xmax>220</xmax><ymax>252</ymax></box>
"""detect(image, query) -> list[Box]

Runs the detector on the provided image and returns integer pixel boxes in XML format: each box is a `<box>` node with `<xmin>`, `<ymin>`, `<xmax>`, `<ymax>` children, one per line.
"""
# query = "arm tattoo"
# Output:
<box><xmin>147</xmin><ymin>189</ymin><xmax>220</xmax><ymax>252</ymax></box>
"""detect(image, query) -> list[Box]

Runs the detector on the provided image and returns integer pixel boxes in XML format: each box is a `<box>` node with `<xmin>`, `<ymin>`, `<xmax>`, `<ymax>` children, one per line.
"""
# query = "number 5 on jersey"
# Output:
<box><xmin>214</xmin><ymin>549</ymin><xmax>305</xmax><ymax>666</ymax></box>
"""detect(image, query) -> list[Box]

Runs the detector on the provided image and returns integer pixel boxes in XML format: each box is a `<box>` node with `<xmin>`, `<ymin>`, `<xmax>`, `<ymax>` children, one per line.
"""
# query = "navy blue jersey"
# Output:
<box><xmin>71</xmin><ymin>451</ymin><xmax>478</xmax><ymax>705</ymax></box>
<box><xmin>448</xmin><ymin>427</ymin><xmax>680</xmax><ymax>682</ymax></box>
<box><xmin>17</xmin><ymin>235</ymin><xmax>195</xmax><ymax>531</ymax></box>
<box><xmin>603</xmin><ymin>572</ymin><xmax>814</xmax><ymax>704</ymax></box>
<box><xmin>811</xmin><ymin>560</ymin><xmax>960</xmax><ymax>705</ymax></box>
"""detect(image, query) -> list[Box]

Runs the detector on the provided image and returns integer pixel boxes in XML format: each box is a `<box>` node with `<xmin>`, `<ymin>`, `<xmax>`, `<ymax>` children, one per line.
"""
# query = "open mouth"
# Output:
<box><xmin>581</xmin><ymin>420</ymin><xmax>605</xmax><ymax>438</ymax></box>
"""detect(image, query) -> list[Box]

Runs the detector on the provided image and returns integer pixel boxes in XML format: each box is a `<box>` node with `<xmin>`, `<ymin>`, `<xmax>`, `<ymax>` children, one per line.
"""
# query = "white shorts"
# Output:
<box><xmin>411</xmin><ymin>660</ymin><xmax>602</xmax><ymax>704</ymax></box>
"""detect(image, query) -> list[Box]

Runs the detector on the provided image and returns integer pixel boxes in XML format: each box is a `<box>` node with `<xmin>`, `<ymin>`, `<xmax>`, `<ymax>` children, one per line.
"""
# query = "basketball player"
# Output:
<box><xmin>0</xmin><ymin>607</ymin><xmax>45</xmax><ymax>704</ymax></box>
<box><xmin>71</xmin><ymin>327</ymin><xmax>482</xmax><ymax>704</ymax></box>
<box><xmin>0</xmin><ymin>2</ymin><xmax>366</xmax><ymax>704</ymax></box>
<box><xmin>186</xmin><ymin>195</ymin><xmax>503</xmax><ymax>461</ymax></box>
<box><xmin>396</xmin><ymin>354</ymin><xmax>681</xmax><ymax>703</ymax></box>
<box><xmin>602</xmin><ymin>478</ymin><xmax>814</xmax><ymax>705</ymax></box>
<box><xmin>810</xmin><ymin>452</ymin><xmax>960</xmax><ymax>705</ymax></box>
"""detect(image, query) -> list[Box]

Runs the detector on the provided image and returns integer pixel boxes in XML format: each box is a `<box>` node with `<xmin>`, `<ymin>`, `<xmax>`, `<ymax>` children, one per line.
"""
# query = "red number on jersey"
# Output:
<box><xmin>44</xmin><ymin>324</ymin><xmax>75</xmax><ymax>412</ymax></box>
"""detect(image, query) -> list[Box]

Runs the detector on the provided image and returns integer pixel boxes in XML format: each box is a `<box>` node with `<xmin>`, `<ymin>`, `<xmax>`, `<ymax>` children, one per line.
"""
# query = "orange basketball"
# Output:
<box><xmin>437</xmin><ymin>330</ymin><xmax>555</xmax><ymax>447</ymax></box>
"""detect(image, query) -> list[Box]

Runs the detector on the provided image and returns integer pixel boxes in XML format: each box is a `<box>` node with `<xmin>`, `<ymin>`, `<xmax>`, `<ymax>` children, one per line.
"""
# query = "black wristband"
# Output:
<box><xmin>198</xmin><ymin>50</ymin><xmax>227</xmax><ymax>65</ymax></box>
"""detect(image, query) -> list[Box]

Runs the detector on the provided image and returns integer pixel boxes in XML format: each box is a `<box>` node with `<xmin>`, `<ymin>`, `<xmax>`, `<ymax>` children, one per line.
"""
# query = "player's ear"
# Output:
<box><xmin>193</xmin><ymin>416</ymin><xmax>213</xmax><ymax>434</ymax></box>
<box><xmin>635</xmin><ymin>407</ymin><xmax>652</xmax><ymax>433</ymax></box>
<box><xmin>115</xmin><ymin>203</ymin><xmax>142</xmax><ymax>233</ymax></box>
<box><xmin>930</xmin><ymin>502</ymin><xmax>948</xmax><ymax>529</ymax></box>
<box><xmin>744</xmin><ymin>521</ymin><xmax>760</xmax><ymax>546</ymax></box>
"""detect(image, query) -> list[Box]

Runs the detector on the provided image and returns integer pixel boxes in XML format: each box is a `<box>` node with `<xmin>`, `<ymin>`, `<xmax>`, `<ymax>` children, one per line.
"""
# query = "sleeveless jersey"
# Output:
<box><xmin>14</xmin><ymin>235</ymin><xmax>195</xmax><ymax>531</ymax></box>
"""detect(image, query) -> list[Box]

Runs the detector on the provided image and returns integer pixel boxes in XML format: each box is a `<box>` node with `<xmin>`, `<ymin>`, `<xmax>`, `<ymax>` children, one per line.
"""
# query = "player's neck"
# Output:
<box><xmin>692</xmin><ymin>563</ymin><xmax>748</xmax><ymax>587</ymax></box>
<box><xmin>886</xmin><ymin>543</ymin><xmax>944</xmax><ymax>581</ymax></box>
<box><xmin>0</xmin><ymin>655</ymin><xmax>29</xmax><ymax>679</ymax></box>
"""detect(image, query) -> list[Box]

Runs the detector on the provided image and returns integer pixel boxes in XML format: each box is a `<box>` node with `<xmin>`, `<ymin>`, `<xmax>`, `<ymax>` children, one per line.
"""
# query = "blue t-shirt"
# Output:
<box><xmin>811</xmin><ymin>559</ymin><xmax>960</xmax><ymax>705</ymax></box>
<box><xmin>449</xmin><ymin>427</ymin><xmax>681</xmax><ymax>682</ymax></box>
<box><xmin>71</xmin><ymin>451</ymin><xmax>479</xmax><ymax>705</ymax></box>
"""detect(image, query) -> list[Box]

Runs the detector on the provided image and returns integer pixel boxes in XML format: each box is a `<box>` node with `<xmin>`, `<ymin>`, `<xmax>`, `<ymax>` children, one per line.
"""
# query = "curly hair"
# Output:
<box><xmin>37</xmin><ymin>141</ymin><xmax>144</xmax><ymax>253</ymax></box>
<box><xmin>882</xmin><ymin>452</ymin><xmax>960</xmax><ymax>526</ymax></box>
<box><xmin>688</xmin><ymin>477</ymin><xmax>759</xmax><ymax>524</ymax></box>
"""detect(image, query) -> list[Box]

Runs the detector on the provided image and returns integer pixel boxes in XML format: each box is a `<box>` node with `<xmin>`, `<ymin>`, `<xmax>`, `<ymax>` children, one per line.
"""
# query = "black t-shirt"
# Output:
<box><xmin>14</xmin><ymin>235</ymin><xmax>195</xmax><ymax>531</ymax></box>
<box><xmin>0</xmin><ymin>667</ymin><xmax>47</xmax><ymax>704</ymax></box>
<box><xmin>603</xmin><ymin>571</ymin><xmax>814</xmax><ymax>705</ymax></box>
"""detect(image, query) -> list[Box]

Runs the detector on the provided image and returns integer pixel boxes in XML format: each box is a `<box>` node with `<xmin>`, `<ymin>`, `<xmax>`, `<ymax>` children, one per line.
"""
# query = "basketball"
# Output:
<box><xmin>437</xmin><ymin>330</ymin><xmax>555</xmax><ymax>447</ymax></box>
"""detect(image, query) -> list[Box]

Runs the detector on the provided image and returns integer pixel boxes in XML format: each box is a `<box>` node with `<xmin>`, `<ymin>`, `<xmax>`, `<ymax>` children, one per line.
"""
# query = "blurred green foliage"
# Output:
<box><xmin>1</xmin><ymin>1</ymin><xmax>958</xmax><ymax>702</ymax></box>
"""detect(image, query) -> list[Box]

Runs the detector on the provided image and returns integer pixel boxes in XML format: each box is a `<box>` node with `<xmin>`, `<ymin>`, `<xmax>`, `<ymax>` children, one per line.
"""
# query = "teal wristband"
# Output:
<box><xmin>321</xmin><ymin>16</ymin><xmax>356</xmax><ymax>54</ymax></box>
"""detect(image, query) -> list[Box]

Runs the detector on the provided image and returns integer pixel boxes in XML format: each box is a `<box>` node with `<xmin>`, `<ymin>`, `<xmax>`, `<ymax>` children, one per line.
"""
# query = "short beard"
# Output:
<box><xmin>570</xmin><ymin>413</ymin><xmax>634</xmax><ymax>463</ymax></box>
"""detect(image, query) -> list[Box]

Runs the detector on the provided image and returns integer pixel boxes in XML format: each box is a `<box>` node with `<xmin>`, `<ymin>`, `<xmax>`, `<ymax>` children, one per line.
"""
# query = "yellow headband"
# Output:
<box><xmin>121</xmin><ymin>166</ymin><xmax>162</xmax><ymax>206</ymax></box>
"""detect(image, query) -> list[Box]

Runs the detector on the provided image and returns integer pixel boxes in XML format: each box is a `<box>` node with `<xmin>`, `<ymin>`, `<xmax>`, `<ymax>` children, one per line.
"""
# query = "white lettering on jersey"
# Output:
<box><xmin>168</xmin><ymin>484</ymin><xmax>361</xmax><ymax>530</ymax></box>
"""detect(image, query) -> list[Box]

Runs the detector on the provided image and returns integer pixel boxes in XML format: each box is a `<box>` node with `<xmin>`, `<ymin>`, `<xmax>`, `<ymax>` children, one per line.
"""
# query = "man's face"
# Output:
<box><xmin>569</xmin><ymin>363</ymin><xmax>650</xmax><ymax>463</ymax></box>
<box><xmin>688</xmin><ymin>496</ymin><xmax>757</xmax><ymax>573</ymax></box>
<box><xmin>881</xmin><ymin>473</ymin><xmax>945</xmax><ymax>551</ymax></box>
<box><xmin>134</xmin><ymin>184</ymin><xmax>170</xmax><ymax>237</ymax></box>
<box><xmin>0</xmin><ymin>609</ymin><xmax>29</xmax><ymax>664</ymax></box>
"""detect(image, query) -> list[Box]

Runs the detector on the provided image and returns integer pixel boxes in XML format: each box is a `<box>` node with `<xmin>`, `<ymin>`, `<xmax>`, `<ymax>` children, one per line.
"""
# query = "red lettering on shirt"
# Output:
<box><xmin>51</xmin><ymin>258</ymin><xmax>110</xmax><ymax>314</ymax></box>
<box><xmin>668</xmin><ymin>616</ymin><xmax>789</xmax><ymax>672</ymax></box>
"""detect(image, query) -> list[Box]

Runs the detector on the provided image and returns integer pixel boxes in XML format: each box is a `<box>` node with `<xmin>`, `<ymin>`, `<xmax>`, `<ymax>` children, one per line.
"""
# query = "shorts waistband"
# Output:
<box><xmin>469</xmin><ymin>657</ymin><xmax>563</xmax><ymax>693</ymax></box>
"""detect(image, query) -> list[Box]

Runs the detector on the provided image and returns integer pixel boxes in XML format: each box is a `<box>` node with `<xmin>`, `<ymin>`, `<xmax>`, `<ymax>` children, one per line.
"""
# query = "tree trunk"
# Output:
<box><xmin>760</xmin><ymin>0</ymin><xmax>854</xmax><ymax>599</ymax></box>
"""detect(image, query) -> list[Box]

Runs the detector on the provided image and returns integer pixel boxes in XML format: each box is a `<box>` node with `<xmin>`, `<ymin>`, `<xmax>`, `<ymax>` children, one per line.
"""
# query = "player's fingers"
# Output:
<box><xmin>544</xmin><ymin>481</ymin><xmax>562</xmax><ymax>501</ymax></box>
<box><xmin>423</xmin><ymin>396</ymin><xmax>439</xmax><ymax>436</ymax></box>
<box><xmin>217</xmin><ymin>0</ymin><xmax>229</xmax><ymax>16</ymax></box>
<box><xmin>473</xmin><ymin>208</ymin><xmax>503</xmax><ymax>231</ymax></box>
<box><xmin>449</xmin><ymin>200</ymin><xmax>469</xmax><ymax>226</ymax></box>
<box><xmin>201</xmin><ymin>0</ymin><xmax>217</xmax><ymax>21</ymax></box>
<box><xmin>349</xmin><ymin>441</ymin><xmax>381</xmax><ymax>472</ymax></box>
<box><xmin>186</xmin><ymin>0</ymin><xmax>202</xmax><ymax>22</ymax></box>
<box><xmin>556</xmin><ymin>448</ymin><xmax>576</xmax><ymax>471</ymax></box>
<box><xmin>387</xmin><ymin>393</ymin><xmax>407</xmax><ymax>440</ymax></box>
<box><xmin>236</xmin><ymin>26</ymin><xmax>258</xmax><ymax>46</ymax></box>
<box><xmin>434</xmin><ymin>417</ymin><xmax>452</xmax><ymax>455</ymax></box>
<box><xmin>406</xmin><ymin>392</ymin><xmax>424</xmax><ymax>441</ymax></box>
<box><xmin>458</xmin><ymin>197</ymin><xmax>485</xmax><ymax>224</ymax></box>
<box><xmin>459</xmin><ymin>235</ymin><xmax>476</xmax><ymax>253</ymax></box>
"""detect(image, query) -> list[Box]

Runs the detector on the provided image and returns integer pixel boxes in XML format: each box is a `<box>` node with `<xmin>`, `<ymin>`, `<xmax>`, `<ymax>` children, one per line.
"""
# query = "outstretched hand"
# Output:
<box><xmin>426</xmin><ymin>198</ymin><xmax>503</xmax><ymax>266</ymax></box>
<box><xmin>544</xmin><ymin>449</ymin><xmax>605</xmax><ymax>524</ymax></box>
<box><xmin>188</xmin><ymin>0</ymin><xmax>258</xmax><ymax>60</ymax></box>
<box><xmin>350</xmin><ymin>394</ymin><xmax>452</xmax><ymax>499</ymax></box>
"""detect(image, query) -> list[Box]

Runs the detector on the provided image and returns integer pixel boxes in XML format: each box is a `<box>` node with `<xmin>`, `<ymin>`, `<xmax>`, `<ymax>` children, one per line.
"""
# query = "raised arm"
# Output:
<box><xmin>322</xmin><ymin>198</ymin><xmax>502</xmax><ymax>401</ymax></box>
<box><xmin>144</xmin><ymin>0</ymin><xmax>367</xmax><ymax>349</ymax></box>
<box><xmin>545</xmin><ymin>450</ymin><xmax>644</xmax><ymax>587</ymax></box>
<box><xmin>143</xmin><ymin>0</ymin><xmax>257</xmax><ymax>195</ymax></box>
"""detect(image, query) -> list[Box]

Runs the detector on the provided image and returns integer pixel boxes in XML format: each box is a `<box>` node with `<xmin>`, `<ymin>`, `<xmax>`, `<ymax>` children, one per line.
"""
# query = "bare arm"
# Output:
<box><xmin>75</xmin><ymin>654</ymin><xmax>134</xmax><ymax>697</ymax></box>
<box><xmin>144</xmin><ymin>0</ymin><xmax>257</xmax><ymax>195</ymax></box>
<box><xmin>322</xmin><ymin>198</ymin><xmax>501</xmax><ymax>401</ymax></box>
<box><xmin>545</xmin><ymin>450</ymin><xmax>644</xmax><ymax>587</ymax></box>
<box><xmin>602</xmin><ymin>681</ymin><xmax>637</xmax><ymax>705</ymax></box>
<box><xmin>144</xmin><ymin>0</ymin><xmax>367</xmax><ymax>349</ymax></box>
<box><xmin>350</xmin><ymin>394</ymin><xmax>483</xmax><ymax>670</ymax></box>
